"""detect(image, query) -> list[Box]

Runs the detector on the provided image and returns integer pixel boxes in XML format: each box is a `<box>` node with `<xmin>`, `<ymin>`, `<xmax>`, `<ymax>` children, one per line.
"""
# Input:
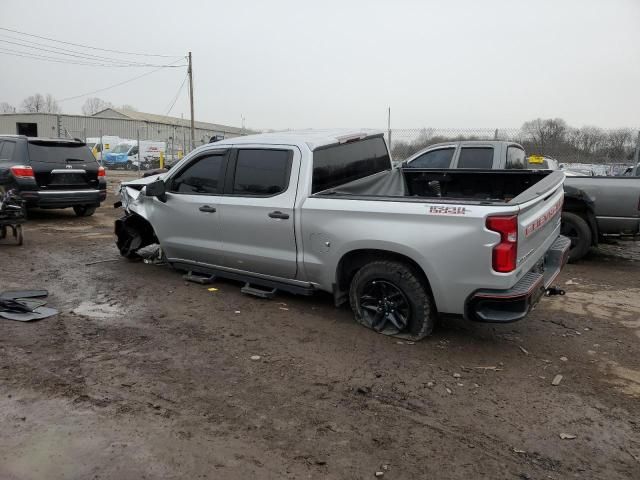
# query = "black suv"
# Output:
<box><xmin>0</xmin><ymin>135</ymin><xmax>106</xmax><ymax>216</ymax></box>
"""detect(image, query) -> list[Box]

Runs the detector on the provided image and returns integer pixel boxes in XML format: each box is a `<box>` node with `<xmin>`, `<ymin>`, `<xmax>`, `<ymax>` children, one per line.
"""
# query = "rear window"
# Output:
<box><xmin>457</xmin><ymin>147</ymin><xmax>493</xmax><ymax>168</ymax></box>
<box><xmin>0</xmin><ymin>141</ymin><xmax>16</xmax><ymax>161</ymax></box>
<box><xmin>506</xmin><ymin>146</ymin><xmax>526</xmax><ymax>169</ymax></box>
<box><xmin>27</xmin><ymin>142</ymin><xmax>96</xmax><ymax>165</ymax></box>
<box><xmin>233</xmin><ymin>149</ymin><xmax>291</xmax><ymax>196</ymax></box>
<box><xmin>312</xmin><ymin>137</ymin><xmax>390</xmax><ymax>193</ymax></box>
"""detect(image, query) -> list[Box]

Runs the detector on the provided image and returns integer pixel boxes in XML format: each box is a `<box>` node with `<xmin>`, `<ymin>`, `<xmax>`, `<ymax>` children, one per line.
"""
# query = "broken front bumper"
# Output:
<box><xmin>465</xmin><ymin>235</ymin><xmax>571</xmax><ymax>323</ymax></box>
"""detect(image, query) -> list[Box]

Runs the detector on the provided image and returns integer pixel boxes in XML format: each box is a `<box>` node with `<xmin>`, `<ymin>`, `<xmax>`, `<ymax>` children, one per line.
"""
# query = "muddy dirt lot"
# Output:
<box><xmin>1</xmin><ymin>172</ymin><xmax>639</xmax><ymax>480</ymax></box>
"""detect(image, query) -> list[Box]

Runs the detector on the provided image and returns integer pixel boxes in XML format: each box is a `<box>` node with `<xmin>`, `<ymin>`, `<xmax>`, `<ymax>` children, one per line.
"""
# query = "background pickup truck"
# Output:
<box><xmin>116</xmin><ymin>130</ymin><xmax>568</xmax><ymax>340</ymax></box>
<box><xmin>404</xmin><ymin>140</ymin><xmax>640</xmax><ymax>261</ymax></box>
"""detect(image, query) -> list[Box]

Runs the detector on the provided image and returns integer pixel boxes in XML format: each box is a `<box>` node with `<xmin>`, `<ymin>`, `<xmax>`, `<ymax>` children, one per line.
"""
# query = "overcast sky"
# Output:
<box><xmin>1</xmin><ymin>0</ymin><xmax>638</xmax><ymax>130</ymax></box>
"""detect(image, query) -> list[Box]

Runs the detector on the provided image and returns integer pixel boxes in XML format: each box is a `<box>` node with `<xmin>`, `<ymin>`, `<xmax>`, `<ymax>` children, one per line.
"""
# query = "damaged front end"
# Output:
<box><xmin>114</xmin><ymin>175</ymin><xmax>163</xmax><ymax>259</ymax></box>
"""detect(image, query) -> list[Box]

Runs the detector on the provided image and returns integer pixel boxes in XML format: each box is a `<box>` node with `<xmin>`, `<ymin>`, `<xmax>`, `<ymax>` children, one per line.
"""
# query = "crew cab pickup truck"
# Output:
<box><xmin>0</xmin><ymin>135</ymin><xmax>107</xmax><ymax>216</ymax></box>
<box><xmin>115</xmin><ymin>130</ymin><xmax>569</xmax><ymax>340</ymax></box>
<box><xmin>404</xmin><ymin>140</ymin><xmax>640</xmax><ymax>261</ymax></box>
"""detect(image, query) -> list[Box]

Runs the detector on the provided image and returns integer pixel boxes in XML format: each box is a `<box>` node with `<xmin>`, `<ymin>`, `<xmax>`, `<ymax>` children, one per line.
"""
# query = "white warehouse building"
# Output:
<box><xmin>0</xmin><ymin>108</ymin><xmax>245</xmax><ymax>151</ymax></box>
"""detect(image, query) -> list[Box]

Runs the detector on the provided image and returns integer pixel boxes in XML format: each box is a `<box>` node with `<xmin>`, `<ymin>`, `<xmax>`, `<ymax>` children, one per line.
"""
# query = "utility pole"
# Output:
<box><xmin>187</xmin><ymin>51</ymin><xmax>195</xmax><ymax>152</ymax></box>
<box><xmin>387</xmin><ymin>107</ymin><xmax>391</xmax><ymax>150</ymax></box>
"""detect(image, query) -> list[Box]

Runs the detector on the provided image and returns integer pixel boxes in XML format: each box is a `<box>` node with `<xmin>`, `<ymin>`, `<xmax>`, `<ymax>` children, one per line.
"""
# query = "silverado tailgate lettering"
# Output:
<box><xmin>524</xmin><ymin>198</ymin><xmax>563</xmax><ymax>237</ymax></box>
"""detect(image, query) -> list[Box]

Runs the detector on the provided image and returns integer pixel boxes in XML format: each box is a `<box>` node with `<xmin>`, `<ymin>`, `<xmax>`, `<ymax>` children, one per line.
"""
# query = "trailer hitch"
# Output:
<box><xmin>545</xmin><ymin>286</ymin><xmax>565</xmax><ymax>296</ymax></box>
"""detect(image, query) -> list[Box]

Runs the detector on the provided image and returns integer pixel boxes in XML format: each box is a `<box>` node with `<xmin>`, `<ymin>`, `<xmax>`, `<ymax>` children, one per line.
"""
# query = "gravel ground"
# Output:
<box><xmin>1</xmin><ymin>172</ymin><xmax>639</xmax><ymax>480</ymax></box>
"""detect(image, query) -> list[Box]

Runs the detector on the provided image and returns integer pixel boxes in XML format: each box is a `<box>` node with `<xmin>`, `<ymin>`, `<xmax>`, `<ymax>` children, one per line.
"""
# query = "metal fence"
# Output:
<box><xmin>388</xmin><ymin>127</ymin><xmax>640</xmax><ymax>167</ymax></box>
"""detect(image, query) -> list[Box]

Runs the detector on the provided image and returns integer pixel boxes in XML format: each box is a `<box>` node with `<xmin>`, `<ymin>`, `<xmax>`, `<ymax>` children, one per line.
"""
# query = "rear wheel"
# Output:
<box><xmin>561</xmin><ymin>211</ymin><xmax>592</xmax><ymax>262</ymax></box>
<box><xmin>73</xmin><ymin>205</ymin><xmax>96</xmax><ymax>217</ymax></box>
<box><xmin>349</xmin><ymin>260</ymin><xmax>435</xmax><ymax>340</ymax></box>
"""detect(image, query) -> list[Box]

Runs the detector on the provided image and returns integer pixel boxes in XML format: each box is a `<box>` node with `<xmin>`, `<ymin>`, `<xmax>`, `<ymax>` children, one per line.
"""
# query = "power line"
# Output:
<box><xmin>0</xmin><ymin>38</ymin><xmax>181</xmax><ymax>67</ymax></box>
<box><xmin>0</xmin><ymin>34</ymin><xmax>181</xmax><ymax>66</ymax></box>
<box><xmin>164</xmin><ymin>73</ymin><xmax>189</xmax><ymax>116</ymax></box>
<box><xmin>58</xmin><ymin>60</ymin><xmax>186</xmax><ymax>102</ymax></box>
<box><xmin>0</xmin><ymin>26</ymin><xmax>180</xmax><ymax>58</ymax></box>
<box><xmin>0</xmin><ymin>46</ymin><xmax>186</xmax><ymax>68</ymax></box>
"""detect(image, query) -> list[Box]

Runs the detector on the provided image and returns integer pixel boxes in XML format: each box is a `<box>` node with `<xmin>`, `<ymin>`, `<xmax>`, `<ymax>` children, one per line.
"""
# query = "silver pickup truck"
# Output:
<box><xmin>116</xmin><ymin>130</ymin><xmax>569</xmax><ymax>340</ymax></box>
<box><xmin>404</xmin><ymin>140</ymin><xmax>640</xmax><ymax>261</ymax></box>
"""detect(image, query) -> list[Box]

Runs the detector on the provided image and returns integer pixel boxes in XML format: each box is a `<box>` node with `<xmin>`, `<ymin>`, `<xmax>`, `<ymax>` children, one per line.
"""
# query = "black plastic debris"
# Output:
<box><xmin>0</xmin><ymin>289</ymin><xmax>58</xmax><ymax>322</ymax></box>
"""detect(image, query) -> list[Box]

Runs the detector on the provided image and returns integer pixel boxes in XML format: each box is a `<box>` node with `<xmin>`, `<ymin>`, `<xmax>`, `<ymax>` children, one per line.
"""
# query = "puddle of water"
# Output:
<box><xmin>73</xmin><ymin>301</ymin><xmax>121</xmax><ymax>319</ymax></box>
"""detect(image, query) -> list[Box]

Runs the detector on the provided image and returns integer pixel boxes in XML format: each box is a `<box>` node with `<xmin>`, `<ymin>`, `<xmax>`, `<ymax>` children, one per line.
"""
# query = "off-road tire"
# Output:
<box><xmin>349</xmin><ymin>260</ymin><xmax>435</xmax><ymax>341</ymax></box>
<box><xmin>561</xmin><ymin>211</ymin><xmax>591</xmax><ymax>262</ymax></box>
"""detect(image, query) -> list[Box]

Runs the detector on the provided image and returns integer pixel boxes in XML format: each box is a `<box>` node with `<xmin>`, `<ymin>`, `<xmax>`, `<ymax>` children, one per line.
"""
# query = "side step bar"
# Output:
<box><xmin>241</xmin><ymin>283</ymin><xmax>277</xmax><ymax>299</ymax></box>
<box><xmin>183</xmin><ymin>271</ymin><xmax>217</xmax><ymax>285</ymax></box>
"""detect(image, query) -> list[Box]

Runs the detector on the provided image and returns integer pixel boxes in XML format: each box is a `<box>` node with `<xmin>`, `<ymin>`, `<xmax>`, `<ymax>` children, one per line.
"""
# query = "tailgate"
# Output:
<box><xmin>513</xmin><ymin>171</ymin><xmax>565</xmax><ymax>267</ymax></box>
<box><xmin>27</xmin><ymin>141</ymin><xmax>100</xmax><ymax>190</ymax></box>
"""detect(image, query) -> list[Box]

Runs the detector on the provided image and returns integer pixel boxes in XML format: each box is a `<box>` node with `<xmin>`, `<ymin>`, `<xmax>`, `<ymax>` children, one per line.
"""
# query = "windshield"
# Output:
<box><xmin>112</xmin><ymin>143</ymin><xmax>133</xmax><ymax>154</ymax></box>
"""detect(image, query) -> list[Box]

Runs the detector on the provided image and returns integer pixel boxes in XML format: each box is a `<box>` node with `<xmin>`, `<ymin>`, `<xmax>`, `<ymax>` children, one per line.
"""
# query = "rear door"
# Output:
<box><xmin>218</xmin><ymin>146</ymin><xmax>299</xmax><ymax>279</ymax></box>
<box><xmin>452</xmin><ymin>145</ymin><xmax>496</xmax><ymax>169</ymax></box>
<box><xmin>149</xmin><ymin>149</ymin><xmax>229</xmax><ymax>266</ymax></box>
<box><xmin>407</xmin><ymin>146</ymin><xmax>456</xmax><ymax>168</ymax></box>
<box><xmin>26</xmin><ymin>141</ymin><xmax>100</xmax><ymax>191</ymax></box>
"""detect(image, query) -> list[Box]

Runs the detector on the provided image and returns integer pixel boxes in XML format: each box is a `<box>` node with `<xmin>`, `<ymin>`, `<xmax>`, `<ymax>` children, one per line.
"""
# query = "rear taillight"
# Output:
<box><xmin>486</xmin><ymin>215</ymin><xmax>518</xmax><ymax>273</ymax></box>
<box><xmin>10</xmin><ymin>165</ymin><xmax>34</xmax><ymax>178</ymax></box>
<box><xmin>98</xmin><ymin>166</ymin><xmax>106</xmax><ymax>177</ymax></box>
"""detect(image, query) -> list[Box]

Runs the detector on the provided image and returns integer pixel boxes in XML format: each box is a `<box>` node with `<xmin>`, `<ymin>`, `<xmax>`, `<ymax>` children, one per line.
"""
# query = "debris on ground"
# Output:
<box><xmin>552</xmin><ymin>374</ymin><xmax>563</xmax><ymax>386</ymax></box>
<box><xmin>250</xmin><ymin>355</ymin><xmax>261</xmax><ymax>361</ymax></box>
<box><xmin>138</xmin><ymin>244</ymin><xmax>166</xmax><ymax>265</ymax></box>
<box><xmin>453</xmin><ymin>373</ymin><xmax>461</xmax><ymax>378</ymax></box>
<box><xmin>375</xmin><ymin>471</ymin><xmax>384</xmax><ymax>477</ymax></box>
<box><xmin>518</xmin><ymin>346</ymin><xmax>530</xmax><ymax>355</ymax></box>
<box><xmin>560</xmin><ymin>356</ymin><xmax>568</xmax><ymax>362</ymax></box>
<box><xmin>0</xmin><ymin>289</ymin><xmax>58</xmax><ymax>321</ymax></box>
<box><xmin>559</xmin><ymin>433</ymin><xmax>577</xmax><ymax>440</ymax></box>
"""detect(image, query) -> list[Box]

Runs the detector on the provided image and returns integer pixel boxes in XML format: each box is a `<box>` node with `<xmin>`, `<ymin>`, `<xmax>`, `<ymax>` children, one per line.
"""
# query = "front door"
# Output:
<box><xmin>149</xmin><ymin>150</ymin><xmax>228</xmax><ymax>267</ymax></box>
<box><xmin>218</xmin><ymin>147</ymin><xmax>299</xmax><ymax>279</ymax></box>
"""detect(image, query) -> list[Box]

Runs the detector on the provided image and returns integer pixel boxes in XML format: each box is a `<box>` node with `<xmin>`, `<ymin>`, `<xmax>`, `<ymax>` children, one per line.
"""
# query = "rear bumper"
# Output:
<box><xmin>20</xmin><ymin>189</ymin><xmax>106</xmax><ymax>208</ymax></box>
<box><xmin>465</xmin><ymin>235</ymin><xmax>571</xmax><ymax>323</ymax></box>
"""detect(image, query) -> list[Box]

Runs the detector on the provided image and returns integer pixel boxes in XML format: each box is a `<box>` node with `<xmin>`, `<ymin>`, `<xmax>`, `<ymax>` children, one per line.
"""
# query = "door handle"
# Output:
<box><xmin>268</xmin><ymin>210</ymin><xmax>289</xmax><ymax>219</ymax></box>
<box><xmin>199</xmin><ymin>205</ymin><xmax>216</xmax><ymax>213</ymax></box>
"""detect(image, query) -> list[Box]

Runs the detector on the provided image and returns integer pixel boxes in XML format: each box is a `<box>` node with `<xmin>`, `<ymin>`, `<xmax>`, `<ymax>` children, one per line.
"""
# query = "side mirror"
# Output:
<box><xmin>145</xmin><ymin>179</ymin><xmax>167</xmax><ymax>202</ymax></box>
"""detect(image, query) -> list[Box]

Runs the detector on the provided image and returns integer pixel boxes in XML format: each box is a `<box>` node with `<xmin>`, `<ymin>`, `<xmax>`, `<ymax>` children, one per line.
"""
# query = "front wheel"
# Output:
<box><xmin>349</xmin><ymin>260</ymin><xmax>435</xmax><ymax>340</ymax></box>
<box><xmin>561</xmin><ymin>212</ymin><xmax>592</xmax><ymax>262</ymax></box>
<box><xmin>73</xmin><ymin>205</ymin><xmax>96</xmax><ymax>217</ymax></box>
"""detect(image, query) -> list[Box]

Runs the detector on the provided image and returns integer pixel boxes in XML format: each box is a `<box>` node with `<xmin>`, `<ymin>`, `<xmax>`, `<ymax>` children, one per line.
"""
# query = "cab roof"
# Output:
<box><xmin>212</xmin><ymin>129</ymin><xmax>384</xmax><ymax>151</ymax></box>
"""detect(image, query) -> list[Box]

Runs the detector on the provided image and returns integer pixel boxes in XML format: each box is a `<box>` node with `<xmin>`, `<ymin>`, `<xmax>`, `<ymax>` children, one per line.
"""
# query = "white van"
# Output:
<box><xmin>103</xmin><ymin>141</ymin><xmax>166</xmax><ymax>170</ymax></box>
<box><xmin>86</xmin><ymin>136</ymin><xmax>123</xmax><ymax>160</ymax></box>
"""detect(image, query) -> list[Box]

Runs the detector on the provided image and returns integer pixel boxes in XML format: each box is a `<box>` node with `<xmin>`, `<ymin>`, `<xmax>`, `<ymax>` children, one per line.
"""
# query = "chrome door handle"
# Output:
<box><xmin>199</xmin><ymin>205</ymin><xmax>216</xmax><ymax>213</ymax></box>
<box><xmin>268</xmin><ymin>211</ymin><xmax>289</xmax><ymax>219</ymax></box>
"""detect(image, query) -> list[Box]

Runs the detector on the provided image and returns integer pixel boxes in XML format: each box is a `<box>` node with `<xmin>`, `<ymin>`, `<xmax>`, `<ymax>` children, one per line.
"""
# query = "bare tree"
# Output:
<box><xmin>20</xmin><ymin>93</ymin><xmax>45</xmax><ymax>112</ymax></box>
<box><xmin>120</xmin><ymin>104</ymin><xmax>137</xmax><ymax>111</ymax></box>
<box><xmin>569</xmin><ymin>126</ymin><xmax>604</xmax><ymax>154</ymax></box>
<box><xmin>521</xmin><ymin>118</ymin><xmax>568</xmax><ymax>154</ymax></box>
<box><xmin>82</xmin><ymin>97</ymin><xmax>113</xmax><ymax>116</ymax></box>
<box><xmin>20</xmin><ymin>93</ymin><xmax>61</xmax><ymax>113</ymax></box>
<box><xmin>605</xmin><ymin>128</ymin><xmax>633</xmax><ymax>160</ymax></box>
<box><xmin>0</xmin><ymin>102</ymin><xmax>16</xmax><ymax>113</ymax></box>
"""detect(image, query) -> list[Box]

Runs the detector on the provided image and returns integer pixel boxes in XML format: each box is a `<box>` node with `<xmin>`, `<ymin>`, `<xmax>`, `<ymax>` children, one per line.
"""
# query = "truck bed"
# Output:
<box><xmin>316</xmin><ymin>167</ymin><xmax>562</xmax><ymax>206</ymax></box>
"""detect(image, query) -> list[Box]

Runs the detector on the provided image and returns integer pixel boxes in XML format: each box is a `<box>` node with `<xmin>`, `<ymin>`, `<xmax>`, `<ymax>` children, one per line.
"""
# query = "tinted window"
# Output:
<box><xmin>312</xmin><ymin>137</ymin><xmax>390</xmax><ymax>193</ymax></box>
<box><xmin>457</xmin><ymin>147</ymin><xmax>494</xmax><ymax>168</ymax></box>
<box><xmin>171</xmin><ymin>154</ymin><xmax>224</xmax><ymax>194</ymax></box>
<box><xmin>130</xmin><ymin>146</ymin><xmax>138</xmax><ymax>156</ymax></box>
<box><xmin>27</xmin><ymin>142</ymin><xmax>95</xmax><ymax>165</ymax></box>
<box><xmin>506</xmin><ymin>146</ymin><xmax>526</xmax><ymax>169</ymax></box>
<box><xmin>233</xmin><ymin>149</ymin><xmax>291</xmax><ymax>196</ymax></box>
<box><xmin>408</xmin><ymin>148</ymin><xmax>454</xmax><ymax>168</ymax></box>
<box><xmin>1</xmin><ymin>141</ymin><xmax>15</xmax><ymax>160</ymax></box>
